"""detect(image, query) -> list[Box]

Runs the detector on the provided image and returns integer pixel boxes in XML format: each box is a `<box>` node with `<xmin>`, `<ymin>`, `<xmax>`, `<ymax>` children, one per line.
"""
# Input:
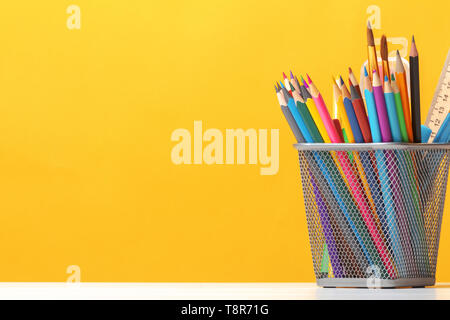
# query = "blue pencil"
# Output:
<box><xmin>434</xmin><ymin>113</ymin><xmax>450</xmax><ymax>143</ymax></box>
<box><xmin>341</xmin><ymin>81</ymin><xmax>364</xmax><ymax>143</ymax></box>
<box><xmin>363</xmin><ymin>66</ymin><xmax>382</xmax><ymax>143</ymax></box>
<box><xmin>384</xmin><ymin>76</ymin><xmax>402</xmax><ymax>142</ymax></box>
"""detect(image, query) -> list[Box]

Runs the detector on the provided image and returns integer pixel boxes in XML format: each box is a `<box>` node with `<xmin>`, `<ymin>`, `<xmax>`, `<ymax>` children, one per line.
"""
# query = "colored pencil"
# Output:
<box><xmin>291</xmin><ymin>85</ymin><xmax>324</xmax><ymax>143</ymax></box>
<box><xmin>434</xmin><ymin>112</ymin><xmax>450</xmax><ymax>143</ymax></box>
<box><xmin>276</xmin><ymin>84</ymin><xmax>305</xmax><ymax>143</ymax></box>
<box><xmin>333</xmin><ymin>119</ymin><xmax>345</xmax><ymax>142</ymax></box>
<box><xmin>341</xmin><ymin>80</ymin><xmax>364</xmax><ymax>143</ymax></box>
<box><xmin>391</xmin><ymin>74</ymin><xmax>409</xmax><ymax>142</ymax></box>
<box><xmin>409</xmin><ymin>36</ymin><xmax>422</xmax><ymax>143</ymax></box>
<box><xmin>307</xmin><ymin>75</ymin><xmax>340</xmax><ymax>143</ymax></box>
<box><xmin>310</xmin><ymin>170</ymin><xmax>344</xmax><ymax>276</ymax></box>
<box><xmin>348</xmin><ymin>67</ymin><xmax>362</xmax><ymax>99</ymax></box>
<box><xmin>290</xmin><ymin>71</ymin><xmax>302</xmax><ymax>96</ymax></box>
<box><xmin>324</xmin><ymin>80</ymin><xmax>394</xmax><ymax>276</ymax></box>
<box><xmin>287</xmin><ymin>96</ymin><xmax>314</xmax><ymax>143</ymax></box>
<box><xmin>332</xmin><ymin>78</ymin><xmax>355</xmax><ymax>143</ymax></box>
<box><xmin>372</xmin><ymin>71</ymin><xmax>393</xmax><ymax>142</ymax></box>
<box><xmin>384</xmin><ymin>75</ymin><xmax>402</xmax><ymax>142</ymax></box>
<box><xmin>363</xmin><ymin>66</ymin><xmax>382</xmax><ymax>143</ymax></box>
<box><xmin>395</xmin><ymin>50</ymin><xmax>414</xmax><ymax>142</ymax></box>
<box><xmin>350</xmin><ymin>82</ymin><xmax>372</xmax><ymax>143</ymax></box>
<box><xmin>300</xmin><ymin>82</ymin><xmax>331</xmax><ymax>143</ymax></box>
<box><xmin>283</xmin><ymin>72</ymin><xmax>292</xmax><ymax>95</ymax></box>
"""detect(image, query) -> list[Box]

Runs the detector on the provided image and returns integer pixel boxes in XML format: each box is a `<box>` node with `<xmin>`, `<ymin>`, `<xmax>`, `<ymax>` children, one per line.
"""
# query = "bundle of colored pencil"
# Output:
<box><xmin>274</xmin><ymin>24</ymin><xmax>449</xmax><ymax>279</ymax></box>
<box><xmin>274</xmin><ymin>23</ymin><xmax>432</xmax><ymax>145</ymax></box>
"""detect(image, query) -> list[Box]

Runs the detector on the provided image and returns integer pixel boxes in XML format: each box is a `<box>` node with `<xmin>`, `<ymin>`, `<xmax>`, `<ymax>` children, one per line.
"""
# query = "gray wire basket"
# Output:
<box><xmin>295</xmin><ymin>143</ymin><xmax>450</xmax><ymax>288</ymax></box>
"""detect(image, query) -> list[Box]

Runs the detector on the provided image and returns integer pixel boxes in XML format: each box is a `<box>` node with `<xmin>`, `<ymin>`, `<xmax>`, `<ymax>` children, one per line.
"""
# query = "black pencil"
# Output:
<box><xmin>409</xmin><ymin>36</ymin><xmax>421</xmax><ymax>143</ymax></box>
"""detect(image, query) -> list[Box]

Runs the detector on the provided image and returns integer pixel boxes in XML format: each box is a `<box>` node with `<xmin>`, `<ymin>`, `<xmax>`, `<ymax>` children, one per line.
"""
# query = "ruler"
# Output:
<box><xmin>425</xmin><ymin>49</ymin><xmax>450</xmax><ymax>142</ymax></box>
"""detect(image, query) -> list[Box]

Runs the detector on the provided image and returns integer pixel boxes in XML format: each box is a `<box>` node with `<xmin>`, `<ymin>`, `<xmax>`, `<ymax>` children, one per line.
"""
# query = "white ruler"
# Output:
<box><xmin>425</xmin><ymin>49</ymin><xmax>450</xmax><ymax>142</ymax></box>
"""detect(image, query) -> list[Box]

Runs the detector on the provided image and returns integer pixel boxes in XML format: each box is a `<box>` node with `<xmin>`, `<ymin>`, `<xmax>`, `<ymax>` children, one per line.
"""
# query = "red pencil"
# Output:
<box><xmin>350</xmin><ymin>82</ymin><xmax>373</xmax><ymax>143</ymax></box>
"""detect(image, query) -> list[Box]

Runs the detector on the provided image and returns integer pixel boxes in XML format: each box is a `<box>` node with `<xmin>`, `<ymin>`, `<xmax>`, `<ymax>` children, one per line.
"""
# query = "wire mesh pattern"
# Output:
<box><xmin>296</xmin><ymin>144</ymin><xmax>450</xmax><ymax>285</ymax></box>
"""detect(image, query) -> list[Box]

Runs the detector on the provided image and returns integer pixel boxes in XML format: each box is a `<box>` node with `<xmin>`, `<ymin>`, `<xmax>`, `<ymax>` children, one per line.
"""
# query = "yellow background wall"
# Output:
<box><xmin>0</xmin><ymin>0</ymin><xmax>449</xmax><ymax>282</ymax></box>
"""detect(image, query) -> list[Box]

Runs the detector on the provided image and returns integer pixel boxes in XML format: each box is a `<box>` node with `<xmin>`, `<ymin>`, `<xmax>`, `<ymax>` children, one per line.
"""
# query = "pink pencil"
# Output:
<box><xmin>307</xmin><ymin>75</ymin><xmax>340</xmax><ymax>143</ymax></box>
<box><xmin>307</xmin><ymin>76</ymin><xmax>396</xmax><ymax>277</ymax></box>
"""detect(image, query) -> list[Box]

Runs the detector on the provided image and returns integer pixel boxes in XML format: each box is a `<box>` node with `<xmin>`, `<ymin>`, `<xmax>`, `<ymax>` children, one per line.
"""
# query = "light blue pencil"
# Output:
<box><xmin>384</xmin><ymin>76</ymin><xmax>402</xmax><ymax>142</ymax></box>
<box><xmin>363</xmin><ymin>67</ymin><xmax>382</xmax><ymax>142</ymax></box>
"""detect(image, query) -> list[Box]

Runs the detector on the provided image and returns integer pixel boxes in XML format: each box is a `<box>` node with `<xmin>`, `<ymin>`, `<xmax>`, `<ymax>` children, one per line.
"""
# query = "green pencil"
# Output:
<box><xmin>391</xmin><ymin>74</ymin><xmax>409</xmax><ymax>143</ymax></box>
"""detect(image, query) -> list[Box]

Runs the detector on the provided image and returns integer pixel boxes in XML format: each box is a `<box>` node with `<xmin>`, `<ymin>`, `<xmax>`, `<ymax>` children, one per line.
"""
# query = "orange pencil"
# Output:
<box><xmin>395</xmin><ymin>50</ymin><xmax>413</xmax><ymax>142</ymax></box>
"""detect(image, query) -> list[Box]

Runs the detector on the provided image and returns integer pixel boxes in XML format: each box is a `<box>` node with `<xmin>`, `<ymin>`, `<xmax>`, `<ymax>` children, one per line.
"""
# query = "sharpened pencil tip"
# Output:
<box><xmin>289</xmin><ymin>70</ymin><xmax>294</xmax><ymax>79</ymax></box>
<box><xmin>364</xmin><ymin>66</ymin><xmax>368</xmax><ymax>77</ymax></box>
<box><xmin>391</xmin><ymin>73</ymin><xmax>395</xmax><ymax>81</ymax></box>
<box><xmin>279</xmin><ymin>81</ymin><xmax>284</xmax><ymax>89</ymax></box>
<box><xmin>367</xmin><ymin>20</ymin><xmax>372</xmax><ymax>29</ymax></box>
<box><xmin>339</xmin><ymin>76</ymin><xmax>344</xmax><ymax>85</ymax></box>
<box><xmin>302</xmin><ymin>76</ymin><xmax>309</xmax><ymax>88</ymax></box>
<box><xmin>384</xmin><ymin>75</ymin><xmax>389</xmax><ymax>82</ymax></box>
<box><xmin>412</xmin><ymin>35</ymin><xmax>415</xmax><ymax>43</ymax></box>
<box><xmin>282</xmin><ymin>72</ymin><xmax>287</xmax><ymax>79</ymax></box>
<box><xmin>306</xmin><ymin>74</ymin><xmax>312</xmax><ymax>84</ymax></box>
<box><xmin>348</xmin><ymin>67</ymin><xmax>353</xmax><ymax>74</ymax></box>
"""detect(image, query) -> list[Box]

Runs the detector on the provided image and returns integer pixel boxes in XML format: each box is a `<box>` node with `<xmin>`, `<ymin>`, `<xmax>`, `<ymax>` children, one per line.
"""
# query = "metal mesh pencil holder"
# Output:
<box><xmin>295</xmin><ymin>143</ymin><xmax>450</xmax><ymax>288</ymax></box>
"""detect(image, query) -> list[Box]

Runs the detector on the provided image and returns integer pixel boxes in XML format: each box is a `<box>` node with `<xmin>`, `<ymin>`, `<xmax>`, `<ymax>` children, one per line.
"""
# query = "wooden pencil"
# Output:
<box><xmin>395</xmin><ymin>50</ymin><xmax>413</xmax><ymax>142</ymax></box>
<box><xmin>409</xmin><ymin>36</ymin><xmax>421</xmax><ymax>143</ymax></box>
<box><xmin>307</xmin><ymin>74</ymin><xmax>340</xmax><ymax>143</ymax></box>
<box><xmin>283</xmin><ymin>72</ymin><xmax>292</xmax><ymax>95</ymax></box>
<box><xmin>350</xmin><ymin>82</ymin><xmax>372</xmax><ymax>143</ymax></box>
<box><xmin>276</xmin><ymin>84</ymin><xmax>305</xmax><ymax>143</ymax></box>
<box><xmin>341</xmin><ymin>80</ymin><xmax>364</xmax><ymax>143</ymax></box>
<box><xmin>300</xmin><ymin>82</ymin><xmax>331</xmax><ymax>143</ymax></box>
<box><xmin>332</xmin><ymin>78</ymin><xmax>355</xmax><ymax>143</ymax></box>
<box><xmin>348</xmin><ymin>67</ymin><xmax>362</xmax><ymax>99</ymax></box>
<box><xmin>391</xmin><ymin>74</ymin><xmax>409</xmax><ymax>142</ymax></box>
<box><xmin>372</xmin><ymin>71</ymin><xmax>392</xmax><ymax>142</ymax></box>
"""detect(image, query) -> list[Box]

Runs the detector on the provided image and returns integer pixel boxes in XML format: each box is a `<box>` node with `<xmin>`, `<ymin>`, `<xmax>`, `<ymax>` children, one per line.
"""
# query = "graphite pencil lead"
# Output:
<box><xmin>410</xmin><ymin>36</ymin><xmax>418</xmax><ymax>57</ymax></box>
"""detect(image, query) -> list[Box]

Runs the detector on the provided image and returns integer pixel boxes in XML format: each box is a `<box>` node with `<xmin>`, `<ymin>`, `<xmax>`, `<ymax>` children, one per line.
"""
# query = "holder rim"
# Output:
<box><xmin>293</xmin><ymin>142</ymin><xmax>450</xmax><ymax>151</ymax></box>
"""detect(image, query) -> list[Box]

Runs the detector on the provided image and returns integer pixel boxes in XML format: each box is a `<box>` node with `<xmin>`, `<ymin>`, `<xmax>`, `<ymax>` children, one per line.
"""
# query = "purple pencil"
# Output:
<box><xmin>373</xmin><ymin>71</ymin><xmax>393</xmax><ymax>142</ymax></box>
<box><xmin>310</xmin><ymin>171</ymin><xmax>344</xmax><ymax>277</ymax></box>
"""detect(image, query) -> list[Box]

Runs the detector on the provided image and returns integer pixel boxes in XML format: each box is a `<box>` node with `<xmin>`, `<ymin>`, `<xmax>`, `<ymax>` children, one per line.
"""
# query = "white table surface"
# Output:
<box><xmin>0</xmin><ymin>282</ymin><xmax>449</xmax><ymax>300</ymax></box>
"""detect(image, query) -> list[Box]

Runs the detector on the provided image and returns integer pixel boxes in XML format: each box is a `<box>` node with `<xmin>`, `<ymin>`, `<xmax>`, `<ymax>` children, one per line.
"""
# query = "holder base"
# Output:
<box><xmin>317</xmin><ymin>278</ymin><xmax>435</xmax><ymax>288</ymax></box>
